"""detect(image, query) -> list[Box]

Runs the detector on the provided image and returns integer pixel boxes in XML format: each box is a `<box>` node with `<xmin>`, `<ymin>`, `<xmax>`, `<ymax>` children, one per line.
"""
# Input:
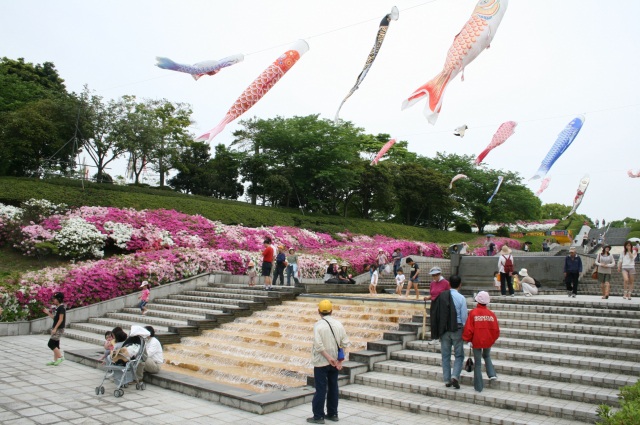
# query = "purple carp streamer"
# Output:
<box><xmin>156</xmin><ymin>54</ymin><xmax>244</xmax><ymax>80</ymax></box>
<box><xmin>530</xmin><ymin>115</ymin><xmax>586</xmax><ymax>180</ymax></box>
<box><xmin>334</xmin><ymin>6</ymin><xmax>399</xmax><ymax>123</ymax></box>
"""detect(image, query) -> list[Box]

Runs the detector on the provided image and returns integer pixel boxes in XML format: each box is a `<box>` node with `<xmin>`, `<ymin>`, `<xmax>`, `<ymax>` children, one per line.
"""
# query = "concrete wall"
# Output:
<box><xmin>453</xmin><ymin>254</ymin><xmax>566</xmax><ymax>289</ymax></box>
<box><xmin>0</xmin><ymin>272</ymin><xmax>229</xmax><ymax>337</ymax></box>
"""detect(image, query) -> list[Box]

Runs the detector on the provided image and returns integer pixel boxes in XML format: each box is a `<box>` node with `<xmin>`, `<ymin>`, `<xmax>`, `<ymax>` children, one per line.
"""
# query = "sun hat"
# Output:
<box><xmin>318</xmin><ymin>299</ymin><xmax>333</xmax><ymax>313</ymax></box>
<box><xmin>277</xmin><ymin>244</ymin><xmax>285</xmax><ymax>250</ymax></box>
<box><xmin>569</xmin><ymin>247</ymin><xmax>576</xmax><ymax>252</ymax></box>
<box><xmin>139</xmin><ymin>281</ymin><xmax>149</xmax><ymax>288</ymax></box>
<box><xmin>518</xmin><ymin>268</ymin><xmax>529</xmax><ymax>277</ymax></box>
<box><xmin>429</xmin><ymin>267</ymin><xmax>442</xmax><ymax>275</ymax></box>
<box><xmin>500</xmin><ymin>245</ymin><xmax>512</xmax><ymax>254</ymax></box>
<box><xmin>330</xmin><ymin>259</ymin><xmax>337</xmax><ymax>264</ymax></box>
<box><xmin>475</xmin><ymin>291</ymin><xmax>490</xmax><ymax>305</ymax></box>
<box><xmin>289</xmin><ymin>247</ymin><xmax>295</xmax><ymax>252</ymax></box>
<box><xmin>378</xmin><ymin>247</ymin><xmax>384</xmax><ymax>252</ymax></box>
<box><xmin>340</xmin><ymin>262</ymin><xmax>349</xmax><ymax>267</ymax></box>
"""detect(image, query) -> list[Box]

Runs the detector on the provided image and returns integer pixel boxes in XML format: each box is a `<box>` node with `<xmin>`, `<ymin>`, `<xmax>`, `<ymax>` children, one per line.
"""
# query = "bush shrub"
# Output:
<box><xmin>496</xmin><ymin>226</ymin><xmax>510</xmax><ymax>237</ymax></box>
<box><xmin>597</xmin><ymin>379</ymin><xmax>640</xmax><ymax>424</ymax></box>
<box><xmin>455</xmin><ymin>222</ymin><xmax>472</xmax><ymax>233</ymax></box>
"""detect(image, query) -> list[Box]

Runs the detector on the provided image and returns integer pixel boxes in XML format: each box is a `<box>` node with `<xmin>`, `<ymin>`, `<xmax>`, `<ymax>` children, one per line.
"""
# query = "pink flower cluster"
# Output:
<box><xmin>469</xmin><ymin>237</ymin><xmax>523</xmax><ymax>256</ymax></box>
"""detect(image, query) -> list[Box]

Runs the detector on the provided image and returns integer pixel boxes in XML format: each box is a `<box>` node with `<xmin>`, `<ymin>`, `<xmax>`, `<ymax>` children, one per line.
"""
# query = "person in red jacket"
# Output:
<box><xmin>462</xmin><ymin>291</ymin><xmax>499</xmax><ymax>392</ymax></box>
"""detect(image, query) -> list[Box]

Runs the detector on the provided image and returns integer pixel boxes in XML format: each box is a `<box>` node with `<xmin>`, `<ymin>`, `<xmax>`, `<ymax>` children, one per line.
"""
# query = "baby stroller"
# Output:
<box><xmin>95</xmin><ymin>326</ymin><xmax>148</xmax><ymax>398</ymax></box>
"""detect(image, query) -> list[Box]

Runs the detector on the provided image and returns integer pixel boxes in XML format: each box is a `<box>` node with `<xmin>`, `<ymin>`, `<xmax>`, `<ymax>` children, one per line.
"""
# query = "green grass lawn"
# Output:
<box><xmin>0</xmin><ymin>246</ymin><xmax>68</xmax><ymax>285</ymax></box>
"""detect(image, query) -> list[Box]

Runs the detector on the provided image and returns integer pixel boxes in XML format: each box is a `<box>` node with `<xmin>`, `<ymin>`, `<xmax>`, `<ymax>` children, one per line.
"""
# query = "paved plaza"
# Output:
<box><xmin>0</xmin><ymin>335</ymin><xmax>465</xmax><ymax>425</ymax></box>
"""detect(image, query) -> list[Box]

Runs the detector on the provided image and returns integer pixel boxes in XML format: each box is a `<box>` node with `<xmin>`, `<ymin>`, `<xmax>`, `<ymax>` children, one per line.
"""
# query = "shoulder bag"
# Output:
<box><xmin>323</xmin><ymin>318</ymin><xmax>345</xmax><ymax>361</ymax></box>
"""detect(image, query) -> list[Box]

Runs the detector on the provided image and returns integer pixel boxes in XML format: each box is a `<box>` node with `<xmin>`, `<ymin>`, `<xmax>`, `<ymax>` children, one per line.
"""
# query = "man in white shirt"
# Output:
<box><xmin>308</xmin><ymin>300</ymin><xmax>350</xmax><ymax>424</ymax></box>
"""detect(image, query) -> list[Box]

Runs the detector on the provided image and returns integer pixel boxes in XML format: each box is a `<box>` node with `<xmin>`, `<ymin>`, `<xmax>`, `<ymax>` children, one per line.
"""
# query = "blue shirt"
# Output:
<box><xmin>450</xmin><ymin>288</ymin><xmax>468</xmax><ymax>326</ymax></box>
<box><xmin>564</xmin><ymin>255</ymin><xmax>582</xmax><ymax>273</ymax></box>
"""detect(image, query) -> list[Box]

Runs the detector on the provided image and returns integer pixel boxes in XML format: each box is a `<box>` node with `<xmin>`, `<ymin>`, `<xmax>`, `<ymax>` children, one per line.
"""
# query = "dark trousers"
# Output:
<box><xmin>312</xmin><ymin>365</ymin><xmax>339</xmax><ymax>419</ymax></box>
<box><xmin>565</xmin><ymin>272</ymin><xmax>580</xmax><ymax>294</ymax></box>
<box><xmin>500</xmin><ymin>272</ymin><xmax>513</xmax><ymax>295</ymax></box>
<box><xmin>273</xmin><ymin>266</ymin><xmax>285</xmax><ymax>285</ymax></box>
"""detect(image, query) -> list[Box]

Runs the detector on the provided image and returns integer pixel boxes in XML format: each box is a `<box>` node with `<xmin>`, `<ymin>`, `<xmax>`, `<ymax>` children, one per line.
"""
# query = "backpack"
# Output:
<box><xmin>534</xmin><ymin>278</ymin><xmax>542</xmax><ymax>288</ymax></box>
<box><xmin>502</xmin><ymin>255</ymin><xmax>514</xmax><ymax>274</ymax></box>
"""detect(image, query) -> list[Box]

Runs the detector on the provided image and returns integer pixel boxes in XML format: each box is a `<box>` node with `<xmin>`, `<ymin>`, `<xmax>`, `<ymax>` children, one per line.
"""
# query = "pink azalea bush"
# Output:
<box><xmin>0</xmin><ymin>201</ymin><xmax>448</xmax><ymax>321</ymax></box>
<box><xmin>469</xmin><ymin>237</ymin><xmax>522</xmax><ymax>256</ymax></box>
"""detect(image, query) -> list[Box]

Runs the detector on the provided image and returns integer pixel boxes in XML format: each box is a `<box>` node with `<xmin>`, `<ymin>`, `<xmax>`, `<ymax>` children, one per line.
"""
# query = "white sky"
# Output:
<box><xmin>2</xmin><ymin>0</ymin><xmax>639</xmax><ymax>223</ymax></box>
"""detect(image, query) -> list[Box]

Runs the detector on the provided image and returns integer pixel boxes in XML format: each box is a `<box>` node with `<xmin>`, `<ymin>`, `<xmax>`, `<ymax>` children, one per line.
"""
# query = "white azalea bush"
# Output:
<box><xmin>0</xmin><ymin>203</ymin><xmax>23</xmax><ymax>246</ymax></box>
<box><xmin>54</xmin><ymin>217</ymin><xmax>106</xmax><ymax>259</ymax></box>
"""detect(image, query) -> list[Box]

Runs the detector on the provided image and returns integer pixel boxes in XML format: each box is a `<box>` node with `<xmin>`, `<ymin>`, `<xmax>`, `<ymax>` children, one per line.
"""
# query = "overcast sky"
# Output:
<box><xmin>2</xmin><ymin>0</ymin><xmax>639</xmax><ymax>223</ymax></box>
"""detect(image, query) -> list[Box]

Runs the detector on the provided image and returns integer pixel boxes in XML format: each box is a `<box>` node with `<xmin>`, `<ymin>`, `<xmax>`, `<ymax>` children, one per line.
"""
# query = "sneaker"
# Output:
<box><xmin>445</xmin><ymin>381</ymin><xmax>453</xmax><ymax>387</ymax></box>
<box><xmin>306</xmin><ymin>418</ymin><xmax>325</xmax><ymax>424</ymax></box>
<box><xmin>46</xmin><ymin>361</ymin><xmax>56</xmax><ymax>366</ymax></box>
<box><xmin>567</xmin><ymin>291</ymin><xmax>572</xmax><ymax>297</ymax></box>
<box><xmin>571</xmin><ymin>294</ymin><xmax>576</xmax><ymax>298</ymax></box>
<box><xmin>510</xmin><ymin>294</ymin><xmax>515</xmax><ymax>297</ymax></box>
<box><xmin>53</xmin><ymin>357</ymin><xmax>65</xmax><ymax>366</ymax></box>
<box><xmin>451</xmin><ymin>378</ymin><xmax>460</xmax><ymax>389</ymax></box>
<box><xmin>489</xmin><ymin>376</ymin><xmax>498</xmax><ymax>381</ymax></box>
<box><xmin>326</xmin><ymin>415</ymin><xmax>339</xmax><ymax>422</ymax></box>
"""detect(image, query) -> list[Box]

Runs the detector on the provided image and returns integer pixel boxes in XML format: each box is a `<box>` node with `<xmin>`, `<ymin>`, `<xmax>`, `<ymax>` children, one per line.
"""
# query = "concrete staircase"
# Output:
<box><xmin>64</xmin><ymin>282</ymin><xmax>298</xmax><ymax>346</ymax></box>
<box><xmin>343</xmin><ymin>296</ymin><xmax>639</xmax><ymax>424</ymax></box>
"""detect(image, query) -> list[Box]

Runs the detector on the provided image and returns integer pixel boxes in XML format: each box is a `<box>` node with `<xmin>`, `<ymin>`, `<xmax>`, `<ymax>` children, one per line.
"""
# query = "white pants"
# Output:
<box><xmin>521</xmin><ymin>281</ymin><xmax>538</xmax><ymax>295</ymax></box>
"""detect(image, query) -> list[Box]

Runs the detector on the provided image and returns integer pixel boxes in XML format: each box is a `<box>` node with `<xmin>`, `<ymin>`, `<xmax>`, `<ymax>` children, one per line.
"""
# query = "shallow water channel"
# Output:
<box><xmin>162</xmin><ymin>296</ymin><xmax>421</xmax><ymax>392</ymax></box>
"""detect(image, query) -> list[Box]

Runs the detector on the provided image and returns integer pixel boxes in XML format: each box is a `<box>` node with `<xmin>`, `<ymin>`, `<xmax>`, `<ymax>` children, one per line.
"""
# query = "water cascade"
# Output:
<box><xmin>162</xmin><ymin>297</ymin><xmax>420</xmax><ymax>392</ymax></box>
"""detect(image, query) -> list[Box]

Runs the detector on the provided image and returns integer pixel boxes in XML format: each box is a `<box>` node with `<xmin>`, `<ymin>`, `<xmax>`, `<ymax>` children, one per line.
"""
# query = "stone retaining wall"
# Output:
<box><xmin>0</xmin><ymin>271</ymin><xmax>229</xmax><ymax>336</ymax></box>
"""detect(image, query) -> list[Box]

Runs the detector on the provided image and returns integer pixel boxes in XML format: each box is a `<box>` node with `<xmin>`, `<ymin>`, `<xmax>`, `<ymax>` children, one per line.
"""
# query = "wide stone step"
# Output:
<box><xmin>403</xmin><ymin>320</ymin><xmax>640</xmax><ymax>350</ymax></box>
<box><xmin>121</xmin><ymin>307</ymin><xmax>205</xmax><ymax>322</ymax></box>
<box><xmin>137</xmin><ymin>303</ymin><xmax>225</xmax><ymax>316</ymax></box>
<box><xmin>373</xmin><ymin>359</ymin><xmax>619</xmax><ymax>406</ymax></box>
<box><xmin>356</xmin><ymin>371</ymin><xmax>600</xmax><ymax>422</ymax></box>
<box><xmin>184</xmin><ymin>289</ymin><xmax>265</xmax><ymax>302</ymax></box>
<box><xmin>200</xmin><ymin>286</ymin><xmax>282</xmax><ymax>297</ymax></box>
<box><xmin>340</xmin><ymin>384</ymin><xmax>587</xmax><ymax>425</ymax></box>
<box><xmin>391</xmin><ymin>344</ymin><xmax>640</xmax><ymax>380</ymax></box>
<box><xmin>446</xmin><ymin>310</ymin><xmax>640</xmax><ymax>328</ymax></box>
<box><xmin>487</xmin><ymin>303</ymin><xmax>640</xmax><ymax>319</ymax></box>
<box><xmin>105</xmin><ymin>312</ymin><xmax>189</xmax><ymax>328</ymax></box>
<box><xmin>170</xmin><ymin>294</ymin><xmax>260</xmax><ymax>307</ymax></box>
<box><xmin>407</xmin><ymin>339</ymin><xmax>640</xmax><ymax>367</ymax></box>
<box><xmin>153</xmin><ymin>298</ymin><xmax>247</xmax><ymax>311</ymax></box>
<box><xmin>63</xmin><ymin>327</ymin><xmax>106</xmax><ymax>347</ymax></box>
<box><xmin>488</xmin><ymin>297</ymin><xmax>639</xmax><ymax>312</ymax></box>
<box><xmin>86</xmin><ymin>317</ymin><xmax>171</xmax><ymax>334</ymax></box>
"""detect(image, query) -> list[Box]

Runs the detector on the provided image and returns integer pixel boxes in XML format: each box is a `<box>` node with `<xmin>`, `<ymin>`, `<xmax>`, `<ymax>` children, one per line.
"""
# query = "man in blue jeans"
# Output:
<box><xmin>438</xmin><ymin>276</ymin><xmax>468</xmax><ymax>389</ymax></box>
<box><xmin>308</xmin><ymin>300</ymin><xmax>350</xmax><ymax>424</ymax></box>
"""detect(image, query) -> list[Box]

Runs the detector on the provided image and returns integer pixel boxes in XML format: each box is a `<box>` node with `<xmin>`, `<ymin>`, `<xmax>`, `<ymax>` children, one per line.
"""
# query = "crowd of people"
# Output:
<box><xmin>37</xmin><ymin>231</ymin><xmax>637</xmax><ymax>424</ymax></box>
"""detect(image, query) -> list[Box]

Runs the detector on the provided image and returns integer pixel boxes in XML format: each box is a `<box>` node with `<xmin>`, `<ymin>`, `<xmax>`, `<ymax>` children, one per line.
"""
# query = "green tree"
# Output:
<box><xmin>231</xmin><ymin>115</ymin><xmax>368</xmax><ymax>214</ymax></box>
<box><xmin>540</xmin><ymin>203</ymin><xmax>572</xmax><ymax>220</ymax></box>
<box><xmin>78</xmin><ymin>88</ymin><xmax>126</xmax><ymax>182</ymax></box>
<box><xmin>169</xmin><ymin>141</ymin><xmax>213</xmax><ymax>195</ymax></box>
<box><xmin>423</xmin><ymin>153</ymin><xmax>540</xmax><ymax>232</ymax></box>
<box><xmin>208</xmin><ymin>144</ymin><xmax>244</xmax><ymax>199</ymax></box>
<box><xmin>0</xmin><ymin>58</ymin><xmax>80</xmax><ymax>177</ymax></box>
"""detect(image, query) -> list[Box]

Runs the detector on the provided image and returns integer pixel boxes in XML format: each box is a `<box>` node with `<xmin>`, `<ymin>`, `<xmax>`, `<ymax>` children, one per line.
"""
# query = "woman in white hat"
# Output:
<box><xmin>518</xmin><ymin>268</ymin><xmax>538</xmax><ymax>296</ymax></box>
<box><xmin>497</xmin><ymin>245</ymin><xmax>515</xmax><ymax>297</ymax></box>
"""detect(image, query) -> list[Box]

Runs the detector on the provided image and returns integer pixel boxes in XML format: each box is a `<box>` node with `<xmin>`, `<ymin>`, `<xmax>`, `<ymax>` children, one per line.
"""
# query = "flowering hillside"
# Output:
<box><xmin>0</xmin><ymin>200</ymin><xmax>444</xmax><ymax>321</ymax></box>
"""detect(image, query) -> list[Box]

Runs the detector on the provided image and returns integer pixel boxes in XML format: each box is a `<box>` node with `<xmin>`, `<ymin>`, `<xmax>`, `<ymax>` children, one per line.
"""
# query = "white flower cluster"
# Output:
<box><xmin>22</xmin><ymin>198</ymin><xmax>67</xmax><ymax>219</ymax></box>
<box><xmin>0</xmin><ymin>204</ymin><xmax>23</xmax><ymax>221</ymax></box>
<box><xmin>54</xmin><ymin>217</ymin><xmax>106</xmax><ymax>258</ymax></box>
<box><xmin>103</xmin><ymin>221</ymin><xmax>134</xmax><ymax>249</ymax></box>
